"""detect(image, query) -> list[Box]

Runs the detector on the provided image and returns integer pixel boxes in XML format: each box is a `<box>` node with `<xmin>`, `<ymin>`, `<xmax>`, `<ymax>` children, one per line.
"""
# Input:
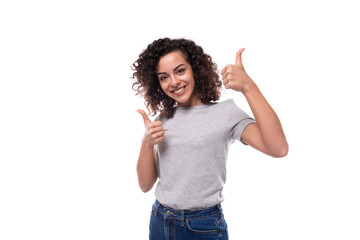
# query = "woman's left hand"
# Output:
<box><xmin>221</xmin><ymin>48</ymin><xmax>255</xmax><ymax>94</ymax></box>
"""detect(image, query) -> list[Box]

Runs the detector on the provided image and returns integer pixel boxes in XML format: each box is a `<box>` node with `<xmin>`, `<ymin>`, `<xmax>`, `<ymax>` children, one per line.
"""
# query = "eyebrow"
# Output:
<box><xmin>157</xmin><ymin>64</ymin><xmax>185</xmax><ymax>75</ymax></box>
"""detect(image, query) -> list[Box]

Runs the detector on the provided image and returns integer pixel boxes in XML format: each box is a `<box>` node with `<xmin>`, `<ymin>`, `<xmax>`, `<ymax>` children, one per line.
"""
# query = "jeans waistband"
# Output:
<box><xmin>153</xmin><ymin>199</ymin><xmax>223</xmax><ymax>218</ymax></box>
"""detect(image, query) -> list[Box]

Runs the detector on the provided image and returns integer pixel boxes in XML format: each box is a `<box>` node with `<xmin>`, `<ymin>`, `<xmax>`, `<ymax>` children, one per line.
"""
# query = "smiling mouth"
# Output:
<box><xmin>172</xmin><ymin>86</ymin><xmax>187</xmax><ymax>95</ymax></box>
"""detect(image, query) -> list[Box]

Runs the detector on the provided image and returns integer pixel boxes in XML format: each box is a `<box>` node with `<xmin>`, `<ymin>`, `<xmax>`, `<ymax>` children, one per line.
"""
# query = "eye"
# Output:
<box><xmin>159</xmin><ymin>75</ymin><xmax>167</xmax><ymax>81</ymax></box>
<box><xmin>177</xmin><ymin>69</ymin><xmax>185</xmax><ymax>74</ymax></box>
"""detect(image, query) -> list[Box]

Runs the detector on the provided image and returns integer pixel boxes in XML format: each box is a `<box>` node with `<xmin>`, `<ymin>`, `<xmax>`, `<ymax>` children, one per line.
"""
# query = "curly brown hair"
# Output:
<box><xmin>131</xmin><ymin>38</ymin><xmax>222</xmax><ymax>118</ymax></box>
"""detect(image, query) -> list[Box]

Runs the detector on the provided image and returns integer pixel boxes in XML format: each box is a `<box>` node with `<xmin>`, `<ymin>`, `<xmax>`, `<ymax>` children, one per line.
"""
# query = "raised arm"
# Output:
<box><xmin>221</xmin><ymin>49</ymin><xmax>288</xmax><ymax>158</ymax></box>
<box><xmin>136</xmin><ymin>110</ymin><xmax>165</xmax><ymax>192</ymax></box>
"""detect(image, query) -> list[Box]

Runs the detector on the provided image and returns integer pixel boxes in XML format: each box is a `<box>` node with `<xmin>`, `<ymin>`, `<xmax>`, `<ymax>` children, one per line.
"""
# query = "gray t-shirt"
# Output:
<box><xmin>154</xmin><ymin>99</ymin><xmax>256</xmax><ymax>210</ymax></box>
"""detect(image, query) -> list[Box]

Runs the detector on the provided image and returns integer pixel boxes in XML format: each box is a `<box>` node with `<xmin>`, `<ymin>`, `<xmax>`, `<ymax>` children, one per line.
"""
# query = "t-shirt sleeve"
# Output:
<box><xmin>229</xmin><ymin>101</ymin><xmax>256</xmax><ymax>145</ymax></box>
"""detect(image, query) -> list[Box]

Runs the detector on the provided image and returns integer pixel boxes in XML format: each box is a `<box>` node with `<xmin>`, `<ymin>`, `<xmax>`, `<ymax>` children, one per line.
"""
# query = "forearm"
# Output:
<box><xmin>243</xmin><ymin>82</ymin><xmax>288</xmax><ymax>156</ymax></box>
<box><xmin>136</xmin><ymin>139</ymin><xmax>158</xmax><ymax>192</ymax></box>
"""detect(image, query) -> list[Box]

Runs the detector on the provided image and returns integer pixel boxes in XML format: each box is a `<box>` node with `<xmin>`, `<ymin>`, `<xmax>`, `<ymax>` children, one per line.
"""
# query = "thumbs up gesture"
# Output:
<box><xmin>220</xmin><ymin>48</ymin><xmax>255</xmax><ymax>94</ymax></box>
<box><xmin>137</xmin><ymin>109</ymin><xmax>165</xmax><ymax>146</ymax></box>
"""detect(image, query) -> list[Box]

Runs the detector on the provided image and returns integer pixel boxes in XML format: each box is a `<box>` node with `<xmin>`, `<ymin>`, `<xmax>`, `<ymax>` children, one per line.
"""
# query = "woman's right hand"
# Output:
<box><xmin>137</xmin><ymin>109</ymin><xmax>165</xmax><ymax>146</ymax></box>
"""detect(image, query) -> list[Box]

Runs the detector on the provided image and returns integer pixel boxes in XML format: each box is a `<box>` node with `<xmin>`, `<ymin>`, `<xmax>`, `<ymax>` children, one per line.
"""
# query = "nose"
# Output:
<box><xmin>170</xmin><ymin>75</ymin><xmax>181</xmax><ymax>88</ymax></box>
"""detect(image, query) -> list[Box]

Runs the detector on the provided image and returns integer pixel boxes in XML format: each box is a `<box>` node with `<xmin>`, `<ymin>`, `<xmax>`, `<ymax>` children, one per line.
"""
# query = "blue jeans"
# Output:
<box><xmin>149</xmin><ymin>199</ymin><xmax>229</xmax><ymax>240</ymax></box>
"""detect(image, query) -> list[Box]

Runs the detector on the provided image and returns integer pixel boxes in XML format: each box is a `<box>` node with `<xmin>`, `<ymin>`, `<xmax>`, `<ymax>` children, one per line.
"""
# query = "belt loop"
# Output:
<box><xmin>155</xmin><ymin>201</ymin><xmax>160</xmax><ymax>216</ymax></box>
<box><xmin>181</xmin><ymin>210</ymin><xmax>185</xmax><ymax>227</ymax></box>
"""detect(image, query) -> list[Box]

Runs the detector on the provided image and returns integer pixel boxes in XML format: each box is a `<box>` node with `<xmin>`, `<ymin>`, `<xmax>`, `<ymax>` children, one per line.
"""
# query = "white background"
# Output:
<box><xmin>1</xmin><ymin>0</ymin><xmax>359</xmax><ymax>239</ymax></box>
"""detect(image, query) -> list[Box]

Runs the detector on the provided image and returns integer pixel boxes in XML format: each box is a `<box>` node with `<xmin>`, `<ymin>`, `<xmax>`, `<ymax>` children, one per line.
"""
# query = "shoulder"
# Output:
<box><xmin>204</xmin><ymin>99</ymin><xmax>238</xmax><ymax>120</ymax></box>
<box><xmin>215</xmin><ymin>99</ymin><xmax>239</xmax><ymax>110</ymax></box>
<box><xmin>216</xmin><ymin>99</ymin><xmax>253</xmax><ymax>120</ymax></box>
<box><xmin>219</xmin><ymin>98</ymin><xmax>235</xmax><ymax>105</ymax></box>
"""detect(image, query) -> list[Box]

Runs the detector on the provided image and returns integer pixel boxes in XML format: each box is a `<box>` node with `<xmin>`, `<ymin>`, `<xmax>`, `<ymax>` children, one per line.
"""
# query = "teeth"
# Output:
<box><xmin>174</xmin><ymin>87</ymin><xmax>185</xmax><ymax>94</ymax></box>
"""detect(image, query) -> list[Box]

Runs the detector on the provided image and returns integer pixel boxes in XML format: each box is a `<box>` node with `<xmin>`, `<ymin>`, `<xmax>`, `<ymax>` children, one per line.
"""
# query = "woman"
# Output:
<box><xmin>132</xmin><ymin>38</ymin><xmax>288</xmax><ymax>239</ymax></box>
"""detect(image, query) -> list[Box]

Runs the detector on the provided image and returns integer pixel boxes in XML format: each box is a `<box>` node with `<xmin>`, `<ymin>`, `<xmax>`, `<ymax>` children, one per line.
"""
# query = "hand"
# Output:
<box><xmin>220</xmin><ymin>48</ymin><xmax>255</xmax><ymax>94</ymax></box>
<box><xmin>137</xmin><ymin>109</ymin><xmax>165</xmax><ymax>146</ymax></box>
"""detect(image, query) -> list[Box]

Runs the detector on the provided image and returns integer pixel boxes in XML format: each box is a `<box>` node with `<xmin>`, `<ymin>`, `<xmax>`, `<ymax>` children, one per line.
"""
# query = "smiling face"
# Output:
<box><xmin>156</xmin><ymin>50</ymin><xmax>203</xmax><ymax>107</ymax></box>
